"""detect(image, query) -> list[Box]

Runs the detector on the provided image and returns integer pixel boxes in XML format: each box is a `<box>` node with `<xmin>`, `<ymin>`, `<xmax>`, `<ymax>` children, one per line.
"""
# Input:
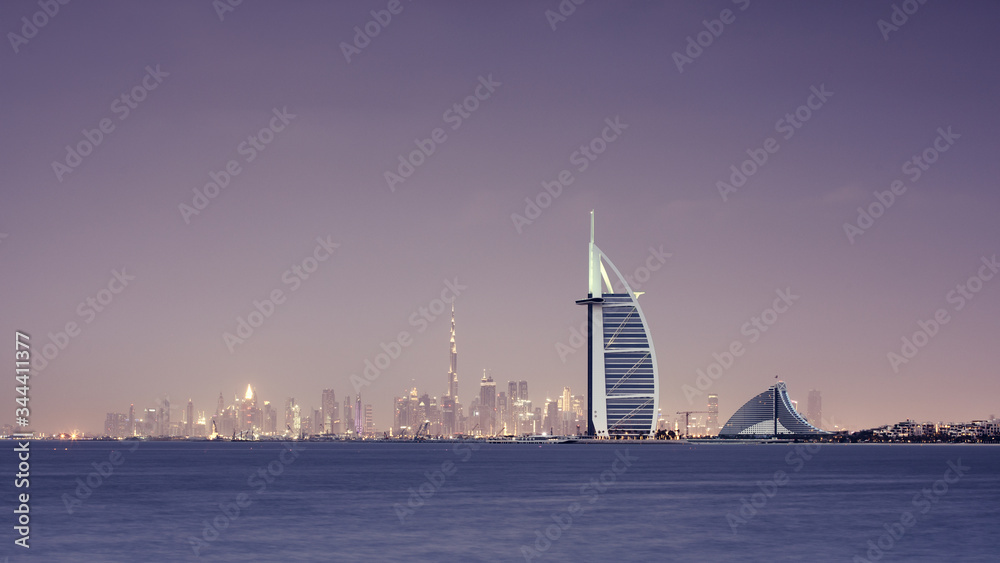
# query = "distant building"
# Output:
<box><xmin>807</xmin><ymin>390</ymin><xmax>822</xmax><ymax>429</ymax></box>
<box><xmin>479</xmin><ymin>372</ymin><xmax>497</xmax><ymax>435</ymax></box>
<box><xmin>364</xmin><ymin>403</ymin><xmax>374</xmax><ymax>435</ymax></box>
<box><xmin>322</xmin><ymin>389</ymin><xmax>337</xmax><ymax>434</ymax></box>
<box><xmin>707</xmin><ymin>395</ymin><xmax>719</xmax><ymax>435</ymax></box>
<box><xmin>186</xmin><ymin>399</ymin><xmax>194</xmax><ymax>436</ymax></box>
<box><xmin>719</xmin><ymin>382</ymin><xmax>828</xmax><ymax>437</ymax></box>
<box><xmin>447</xmin><ymin>304</ymin><xmax>459</xmax><ymax>400</ymax></box>
<box><xmin>545</xmin><ymin>400</ymin><xmax>558</xmax><ymax>435</ymax></box>
<box><xmin>354</xmin><ymin>396</ymin><xmax>363</xmax><ymax>435</ymax></box>
<box><xmin>104</xmin><ymin>413</ymin><xmax>127</xmax><ymax>437</ymax></box>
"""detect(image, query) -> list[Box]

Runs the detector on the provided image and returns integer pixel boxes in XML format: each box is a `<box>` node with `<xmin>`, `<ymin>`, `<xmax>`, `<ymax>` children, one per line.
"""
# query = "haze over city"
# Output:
<box><xmin>1</xmin><ymin>0</ymin><xmax>998</xmax><ymax>435</ymax></box>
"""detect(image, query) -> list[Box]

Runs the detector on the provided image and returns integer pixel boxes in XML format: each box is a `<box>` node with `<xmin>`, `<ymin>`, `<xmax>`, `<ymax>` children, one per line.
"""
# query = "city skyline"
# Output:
<box><xmin>2</xmin><ymin>2</ymin><xmax>998</xmax><ymax>436</ymax></box>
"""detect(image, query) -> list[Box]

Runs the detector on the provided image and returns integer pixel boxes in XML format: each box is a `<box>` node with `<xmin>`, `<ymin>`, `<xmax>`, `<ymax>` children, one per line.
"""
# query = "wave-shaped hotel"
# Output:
<box><xmin>576</xmin><ymin>212</ymin><xmax>659</xmax><ymax>438</ymax></box>
<box><xmin>719</xmin><ymin>381</ymin><xmax>828</xmax><ymax>438</ymax></box>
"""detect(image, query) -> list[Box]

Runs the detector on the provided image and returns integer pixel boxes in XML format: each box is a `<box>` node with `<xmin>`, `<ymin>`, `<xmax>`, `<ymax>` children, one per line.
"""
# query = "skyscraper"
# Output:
<box><xmin>186</xmin><ymin>399</ymin><xmax>194</xmax><ymax>436</ymax></box>
<box><xmin>285</xmin><ymin>398</ymin><xmax>296</xmax><ymax>434</ymax></box>
<box><xmin>575</xmin><ymin>211</ymin><xmax>659</xmax><ymax>437</ymax></box>
<box><xmin>447</xmin><ymin>304</ymin><xmax>459</xmax><ymax>401</ymax></box>
<box><xmin>160</xmin><ymin>398</ymin><xmax>170</xmax><ymax>437</ymax></box>
<box><xmin>364</xmin><ymin>403</ymin><xmax>374</xmax><ymax>436</ymax></box>
<box><xmin>479</xmin><ymin>371</ymin><xmax>496</xmax><ymax>435</ymax></box>
<box><xmin>322</xmin><ymin>389</ymin><xmax>337</xmax><ymax>434</ymax></box>
<box><xmin>807</xmin><ymin>390</ymin><xmax>822</xmax><ymax>429</ymax></box>
<box><xmin>518</xmin><ymin>380</ymin><xmax>528</xmax><ymax>402</ymax></box>
<box><xmin>355</xmin><ymin>395</ymin><xmax>363</xmax><ymax>435</ymax></box>
<box><xmin>344</xmin><ymin>395</ymin><xmax>354</xmax><ymax>434</ymax></box>
<box><xmin>707</xmin><ymin>395</ymin><xmax>719</xmax><ymax>435</ymax></box>
<box><xmin>128</xmin><ymin>403</ymin><xmax>135</xmax><ymax>437</ymax></box>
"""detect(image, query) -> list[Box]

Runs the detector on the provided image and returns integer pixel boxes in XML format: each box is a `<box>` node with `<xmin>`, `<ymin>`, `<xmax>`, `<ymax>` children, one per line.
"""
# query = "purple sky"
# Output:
<box><xmin>1</xmin><ymin>0</ymin><xmax>998</xmax><ymax>434</ymax></box>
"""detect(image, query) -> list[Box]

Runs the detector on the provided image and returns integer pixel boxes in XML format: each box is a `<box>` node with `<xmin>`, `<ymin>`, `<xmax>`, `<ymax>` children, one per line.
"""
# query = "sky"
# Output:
<box><xmin>1</xmin><ymin>0</ymin><xmax>998</xmax><ymax>434</ymax></box>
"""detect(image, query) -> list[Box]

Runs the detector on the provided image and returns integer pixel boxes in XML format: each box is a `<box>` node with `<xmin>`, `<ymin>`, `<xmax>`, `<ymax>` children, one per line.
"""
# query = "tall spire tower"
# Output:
<box><xmin>575</xmin><ymin>211</ymin><xmax>660</xmax><ymax>437</ymax></box>
<box><xmin>447</xmin><ymin>303</ymin><xmax>458</xmax><ymax>401</ymax></box>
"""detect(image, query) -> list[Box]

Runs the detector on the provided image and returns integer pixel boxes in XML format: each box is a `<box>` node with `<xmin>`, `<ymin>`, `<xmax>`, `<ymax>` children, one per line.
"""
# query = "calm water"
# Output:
<box><xmin>3</xmin><ymin>441</ymin><xmax>998</xmax><ymax>562</ymax></box>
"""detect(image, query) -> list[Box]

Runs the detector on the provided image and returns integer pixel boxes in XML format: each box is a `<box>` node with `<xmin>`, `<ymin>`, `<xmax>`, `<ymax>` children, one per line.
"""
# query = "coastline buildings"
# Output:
<box><xmin>719</xmin><ymin>381</ymin><xmax>827</xmax><ymax>437</ymax></box>
<box><xmin>575</xmin><ymin>212</ymin><xmax>660</xmax><ymax>437</ymax></box>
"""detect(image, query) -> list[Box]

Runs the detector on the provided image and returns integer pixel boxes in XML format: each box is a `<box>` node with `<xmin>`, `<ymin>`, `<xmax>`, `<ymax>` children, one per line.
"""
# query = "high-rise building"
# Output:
<box><xmin>263</xmin><ymin>401</ymin><xmax>277</xmax><ymax>435</ymax></box>
<box><xmin>128</xmin><ymin>403</ymin><xmax>135</xmax><ymax>437</ymax></box>
<box><xmin>545</xmin><ymin>401</ymin><xmax>558</xmax><ymax>435</ymax></box>
<box><xmin>479</xmin><ymin>371</ymin><xmax>497</xmax><ymax>435</ymax></box>
<box><xmin>216</xmin><ymin>393</ymin><xmax>225</xmax><ymax>417</ymax></box>
<box><xmin>343</xmin><ymin>395</ymin><xmax>354</xmax><ymax>434</ymax></box>
<box><xmin>497</xmin><ymin>392</ymin><xmax>507</xmax><ymax>435</ymax></box>
<box><xmin>518</xmin><ymin>381</ymin><xmax>528</xmax><ymax>402</ymax></box>
<box><xmin>160</xmin><ymin>398</ymin><xmax>171</xmax><ymax>437</ymax></box>
<box><xmin>355</xmin><ymin>396</ymin><xmax>363</xmax><ymax>435</ymax></box>
<box><xmin>186</xmin><ymin>399</ymin><xmax>194</xmax><ymax>436</ymax></box>
<box><xmin>575</xmin><ymin>212</ymin><xmax>659</xmax><ymax>437</ymax></box>
<box><xmin>322</xmin><ymin>389</ymin><xmax>337</xmax><ymax>434</ymax></box>
<box><xmin>104</xmin><ymin>413</ymin><xmax>127</xmax><ymax>437</ymax></box>
<box><xmin>707</xmin><ymin>394</ymin><xmax>719</xmax><ymax>435</ymax></box>
<box><xmin>508</xmin><ymin>381</ymin><xmax>518</xmax><ymax>402</ymax></box>
<box><xmin>284</xmin><ymin>398</ymin><xmax>296</xmax><ymax>434</ymax></box>
<box><xmin>807</xmin><ymin>390</ymin><xmax>822</xmax><ymax>429</ymax></box>
<box><xmin>364</xmin><ymin>403</ymin><xmax>374</xmax><ymax>435</ymax></box>
<box><xmin>447</xmin><ymin>304</ymin><xmax>459</xmax><ymax>401</ymax></box>
<box><xmin>442</xmin><ymin>395</ymin><xmax>455</xmax><ymax>436</ymax></box>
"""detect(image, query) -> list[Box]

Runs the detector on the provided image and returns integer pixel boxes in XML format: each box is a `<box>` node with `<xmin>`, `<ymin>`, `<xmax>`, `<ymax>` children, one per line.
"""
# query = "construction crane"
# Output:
<box><xmin>414</xmin><ymin>421</ymin><xmax>430</xmax><ymax>440</ymax></box>
<box><xmin>675</xmin><ymin>411</ymin><xmax>710</xmax><ymax>438</ymax></box>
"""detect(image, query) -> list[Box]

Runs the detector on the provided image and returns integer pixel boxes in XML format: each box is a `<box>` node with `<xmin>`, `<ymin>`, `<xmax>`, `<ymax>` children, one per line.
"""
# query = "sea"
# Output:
<box><xmin>3</xmin><ymin>441</ymin><xmax>998</xmax><ymax>562</ymax></box>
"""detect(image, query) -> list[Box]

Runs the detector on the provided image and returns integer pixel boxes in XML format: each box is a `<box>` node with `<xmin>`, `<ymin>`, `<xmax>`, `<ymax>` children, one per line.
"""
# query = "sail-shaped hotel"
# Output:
<box><xmin>575</xmin><ymin>212</ymin><xmax>659</xmax><ymax>437</ymax></box>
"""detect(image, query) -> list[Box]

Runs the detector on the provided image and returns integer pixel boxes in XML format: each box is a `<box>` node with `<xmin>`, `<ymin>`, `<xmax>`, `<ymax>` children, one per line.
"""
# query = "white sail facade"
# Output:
<box><xmin>576</xmin><ymin>212</ymin><xmax>659</xmax><ymax>437</ymax></box>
